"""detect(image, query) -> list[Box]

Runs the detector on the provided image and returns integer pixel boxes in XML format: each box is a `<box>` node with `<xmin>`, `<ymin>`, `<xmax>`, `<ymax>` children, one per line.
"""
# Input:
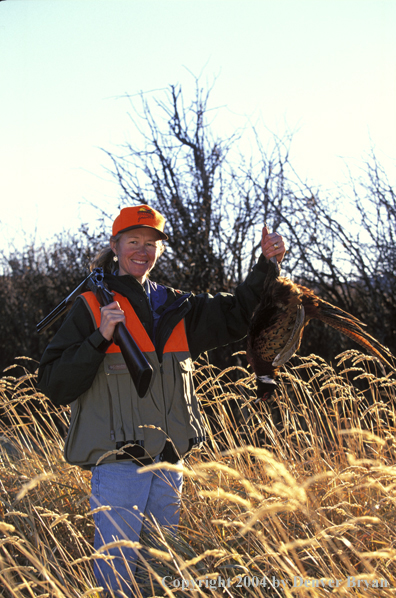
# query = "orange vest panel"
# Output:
<box><xmin>81</xmin><ymin>291</ymin><xmax>189</xmax><ymax>354</ymax></box>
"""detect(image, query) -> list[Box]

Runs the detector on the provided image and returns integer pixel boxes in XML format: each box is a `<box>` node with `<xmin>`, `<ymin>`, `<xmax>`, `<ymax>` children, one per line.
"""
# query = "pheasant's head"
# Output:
<box><xmin>256</xmin><ymin>373</ymin><xmax>279</xmax><ymax>402</ymax></box>
<box><xmin>246</xmin><ymin>347</ymin><xmax>279</xmax><ymax>401</ymax></box>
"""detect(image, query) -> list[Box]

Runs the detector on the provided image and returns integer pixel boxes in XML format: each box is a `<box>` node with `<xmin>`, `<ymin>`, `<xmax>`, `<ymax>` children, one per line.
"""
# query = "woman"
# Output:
<box><xmin>38</xmin><ymin>204</ymin><xmax>285</xmax><ymax>596</ymax></box>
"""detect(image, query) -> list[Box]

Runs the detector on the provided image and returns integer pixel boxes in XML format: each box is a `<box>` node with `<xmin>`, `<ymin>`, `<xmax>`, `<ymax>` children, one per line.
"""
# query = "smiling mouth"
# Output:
<box><xmin>131</xmin><ymin>260</ymin><xmax>147</xmax><ymax>265</ymax></box>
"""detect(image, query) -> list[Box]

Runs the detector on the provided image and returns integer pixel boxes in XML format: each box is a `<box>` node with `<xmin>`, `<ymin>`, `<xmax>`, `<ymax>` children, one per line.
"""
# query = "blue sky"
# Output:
<box><xmin>1</xmin><ymin>0</ymin><xmax>395</xmax><ymax>251</ymax></box>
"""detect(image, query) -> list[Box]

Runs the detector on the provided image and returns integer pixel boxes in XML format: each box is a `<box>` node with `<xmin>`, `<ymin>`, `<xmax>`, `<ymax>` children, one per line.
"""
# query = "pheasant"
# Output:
<box><xmin>247</xmin><ymin>258</ymin><xmax>395</xmax><ymax>400</ymax></box>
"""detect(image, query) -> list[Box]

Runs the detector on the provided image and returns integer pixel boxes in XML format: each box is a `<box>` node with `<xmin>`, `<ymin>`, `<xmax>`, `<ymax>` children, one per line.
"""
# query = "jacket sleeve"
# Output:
<box><xmin>37</xmin><ymin>297</ymin><xmax>111</xmax><ymax>406</ymax></box>
<box><xmin>185</xmin><ymin>255</ymin><xmax>271</xmax><ymax>360</ymax></box>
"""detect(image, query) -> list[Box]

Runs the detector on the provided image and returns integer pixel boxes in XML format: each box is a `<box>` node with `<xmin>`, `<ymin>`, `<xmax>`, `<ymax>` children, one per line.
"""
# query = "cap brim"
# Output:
<box><xmin>117</xmin><ymin>224</ymin><xmax>168</xmax><ymax>240</ymax></box>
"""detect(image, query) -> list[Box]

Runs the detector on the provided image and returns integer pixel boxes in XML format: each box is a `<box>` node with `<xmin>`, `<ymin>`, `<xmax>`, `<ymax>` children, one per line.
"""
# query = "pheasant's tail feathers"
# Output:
<box><xmin>318</xmin><ymin>302</ymin><xmax>366</xmax><ymax>327</ymax></box>
<box><xmin>320</xmin><ymin>314</ymin><xmax>395</xmax><ymax>370</ymax></box>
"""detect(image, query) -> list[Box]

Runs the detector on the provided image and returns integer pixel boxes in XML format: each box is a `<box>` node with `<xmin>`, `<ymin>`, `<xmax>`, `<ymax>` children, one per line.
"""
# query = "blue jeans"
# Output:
<box><xmin>90</xmin><ymin>458</ymin><xmax>183</xmax><ymax>596</ymax></box>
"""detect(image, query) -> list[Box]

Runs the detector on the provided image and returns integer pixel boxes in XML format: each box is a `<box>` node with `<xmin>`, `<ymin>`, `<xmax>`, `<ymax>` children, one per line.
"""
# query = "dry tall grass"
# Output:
<box><xmin>1</xmin><ymin>351</ymin><xmax>396</xmax><ymax>597</ymax></box>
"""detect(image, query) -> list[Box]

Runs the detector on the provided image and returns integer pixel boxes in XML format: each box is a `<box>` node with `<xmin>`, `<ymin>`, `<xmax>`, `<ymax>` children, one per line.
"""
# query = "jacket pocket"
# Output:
<box><xmin>64</xmin><ymin>363</ymin><xmax>117</xmax><ymax>466</ymax></box>
<box><xmin>105</xmin><ymin>357</ymin><xmax>139</xmax><ymax>443</ymax></box>
<box><xmin>179</xmin><ymin>357</ymin><xmax>196</xmax><ymax>401</ymax></box>
<box><xmin>104</xmin><ymin>353</ymin><xmax>163</xmax><ymax>444</ymax></box>
<box><xmin>167</xmin><ymin>355</ymin><xmax>205</xmax><ymax>446</ymax></box>
<box><xmin>63</xmin><ymin>398</ymin><xmax>81</xmax><ymax>463</ymax></box>
<box><xmin>166</xmin><ymin>356</ymin><xmax>195</xmax><ymax>413</ymax></box>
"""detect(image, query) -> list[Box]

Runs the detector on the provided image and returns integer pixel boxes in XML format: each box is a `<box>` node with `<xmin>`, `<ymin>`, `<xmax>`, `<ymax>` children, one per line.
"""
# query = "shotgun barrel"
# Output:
<box><xmin>36</xmin><ymin>272</ymin><xmax>95</xmax><ymax>334</ymax></box>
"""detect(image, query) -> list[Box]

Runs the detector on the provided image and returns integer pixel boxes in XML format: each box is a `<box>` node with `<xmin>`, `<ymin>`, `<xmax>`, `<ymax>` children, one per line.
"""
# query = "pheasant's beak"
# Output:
<box><xmin>255</xmin><ymin>376</ymin><xmax>278</xmax><ymax>402</ymax></box>
<box><xmin>256</xmin><ymin>391</ymin><xmax>273</xmax><ymax>403</ymax></box>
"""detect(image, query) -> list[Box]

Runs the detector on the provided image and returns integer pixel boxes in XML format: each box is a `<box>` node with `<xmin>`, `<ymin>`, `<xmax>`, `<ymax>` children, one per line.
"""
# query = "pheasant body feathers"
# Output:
<box><xmin>247</xmin><ymin>260</ymin><xmax>394</xmax><ymax>399</ymax></box>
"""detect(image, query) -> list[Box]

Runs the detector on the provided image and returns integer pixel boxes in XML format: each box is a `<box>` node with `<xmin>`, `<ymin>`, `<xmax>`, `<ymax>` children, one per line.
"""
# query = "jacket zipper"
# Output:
<box><xmin>158</xmin><ymin>361</ymin><xmax>169</xmax><ymax>436</ymax></box>
<box><xmin>107</xmin><ymin>386</ymin><xmax>115</xmax><ymax>441</ymax></box>
<box><xmin>142</xmin><ymin>284</ymin><xmax>154</xmax><ymax>340</ymax></box>
<box><xmin>156</xmin><ymin>297</ymin><xmax>191</xmax><ymax>435</ymax></box>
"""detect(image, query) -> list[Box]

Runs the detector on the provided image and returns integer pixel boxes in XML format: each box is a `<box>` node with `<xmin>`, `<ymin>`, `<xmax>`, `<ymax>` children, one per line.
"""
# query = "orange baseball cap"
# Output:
<box><xmin>112</xmin><ymin>205</ymin><xmax>168</xmax><ymax>240</ymax></box>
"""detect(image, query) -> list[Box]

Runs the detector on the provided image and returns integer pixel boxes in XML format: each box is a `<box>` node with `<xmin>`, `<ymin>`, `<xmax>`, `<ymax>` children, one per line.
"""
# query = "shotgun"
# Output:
<box><xmin>36</xmin><ymin>268</ymin><xmax>153</xmax><ymax>397</ymax></box>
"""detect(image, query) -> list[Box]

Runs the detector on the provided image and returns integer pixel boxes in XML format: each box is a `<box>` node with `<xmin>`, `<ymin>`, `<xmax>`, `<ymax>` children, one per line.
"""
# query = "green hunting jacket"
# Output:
<box><xmin>37</xmin><ymin>255</ymin><xmax>272</xmax><ymax>467</ymax></box>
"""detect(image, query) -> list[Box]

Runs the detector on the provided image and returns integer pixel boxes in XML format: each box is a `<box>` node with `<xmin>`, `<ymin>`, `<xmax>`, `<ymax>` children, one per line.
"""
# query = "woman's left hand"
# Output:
<box><xmin>261</xmin><ymin>226</ymin><xmax>286</xmax><ymax>263</ymax></box>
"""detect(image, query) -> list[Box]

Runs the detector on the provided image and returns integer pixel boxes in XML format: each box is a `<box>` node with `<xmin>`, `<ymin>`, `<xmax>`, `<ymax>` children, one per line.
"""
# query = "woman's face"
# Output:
<box><xmin>111</xmin><ymin>228</ymin><xmax>163</xmax><ymax>283</ymax></box>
